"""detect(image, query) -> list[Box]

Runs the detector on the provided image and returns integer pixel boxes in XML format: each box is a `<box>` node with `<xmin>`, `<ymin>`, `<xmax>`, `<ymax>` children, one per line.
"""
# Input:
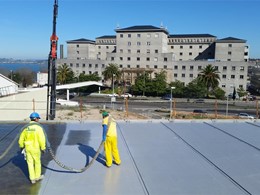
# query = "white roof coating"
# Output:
<box><xmin>1</xmin><ymin>120</ymin><xmax>260</xmax><ymax>194</ymax></box>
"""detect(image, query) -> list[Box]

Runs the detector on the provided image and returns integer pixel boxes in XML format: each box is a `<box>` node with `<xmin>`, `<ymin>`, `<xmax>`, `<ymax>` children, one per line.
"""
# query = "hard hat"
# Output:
<box><xmin>102</xmin><ymin>111</ymin><xmax>109</xmax><ymax>117</ymax></box>
<box><xmin>30</xmin><ymin>112</ymin><xmax>41</xmax><ymax>119</ymax></box>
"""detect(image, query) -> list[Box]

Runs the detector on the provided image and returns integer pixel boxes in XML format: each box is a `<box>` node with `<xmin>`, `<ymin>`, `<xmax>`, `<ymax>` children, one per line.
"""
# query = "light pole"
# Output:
<box><xmin>226</xmin><ymin>84</ymin><xmax>233</xmax><ymax>117</ymax></box>
<box><xmin>170</xmin><ymin>86</ymin><xmax>176</xmax><ymax>119</ymax></box>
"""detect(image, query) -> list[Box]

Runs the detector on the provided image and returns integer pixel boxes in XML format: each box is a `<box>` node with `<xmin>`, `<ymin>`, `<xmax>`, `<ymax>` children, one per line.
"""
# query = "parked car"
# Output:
<box><xmin>237</xmin><ymin>113</ymin><xmax>255</xmax><ymax>119</ymax></box>
<box><xmin>120</xmin><ymin>93</ymin><xmax>133</xmax><ymax>98</ymax></box>
<box><xmin>193</xmin><ymin>99</ymin><xmax>205</xmax><ymax>103</ymax></box>
<box><xmin>161</xmin><ymin>94</ymin><xmax>172</xmax><ymax>100</ymax></box>
<box><xmin>193</xmin><ymin>109</ymin><xmax>207</xmax><ymax>114</ymax></box>
<box><xmin>107</xmin><ymin>93</ymin><xmax>119</xmax><ymax>97</ymax></box>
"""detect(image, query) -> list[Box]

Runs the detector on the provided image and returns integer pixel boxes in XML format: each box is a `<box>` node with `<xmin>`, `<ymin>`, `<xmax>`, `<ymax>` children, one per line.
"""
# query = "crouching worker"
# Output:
<box><xmin>102</xmin><ymin>111</ymin><xmax>121</xmax><ymax>168</ymax></box>
<box><xmin>19</xmin><ymin>112</ymin><xmax>46</xmax><ymax>184</ymax></box>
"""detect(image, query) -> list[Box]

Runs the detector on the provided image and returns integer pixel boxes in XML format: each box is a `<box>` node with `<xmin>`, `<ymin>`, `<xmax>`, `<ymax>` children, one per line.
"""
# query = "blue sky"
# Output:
<box><xmin>0</xmin><ymin>0</ymin><xmax>259</xmax><ymax>59</ymax></box>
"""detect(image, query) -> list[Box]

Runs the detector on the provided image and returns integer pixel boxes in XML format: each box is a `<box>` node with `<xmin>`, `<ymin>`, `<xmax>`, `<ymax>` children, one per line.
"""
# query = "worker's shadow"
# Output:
<box><xmin>78</xmin><ymin>143</ymin><xmax>106</xmax><ymax>167</ymax></box>
<box><xmin>11</xmin><ymin>151</ymin><xmax>29</xmax><ymax>180</ymax></box>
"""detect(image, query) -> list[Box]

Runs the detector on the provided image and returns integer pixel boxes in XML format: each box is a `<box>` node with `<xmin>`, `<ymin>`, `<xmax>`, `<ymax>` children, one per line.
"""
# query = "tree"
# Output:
<box><xmin>57</xmin><ymin>64</ymin><xmax>74</xmax><ymax>84</ymax></box>
<box><xmin>184</xmin><ymin>78</ymin><xmax>207</xmax><ymax>98</ymax></box>
<box><xmin>151</xmin><ymin>71</ymin><xmax>167</xmax><ymax>96</ymax></box>
<box><xmin>102</xmin><ymin>63</ymin><xmax>121</xmax><ymax>87</ymax></box>
<box><xmin>198</xmin><ymin>64</ymin><xmax>220</xmax><ymax>97</ymax></box>
<box><xmin>132</xmin><ymin>72</ymin><xmax>152</xmax><ymax>96</ymax></box>
<box><xmin>237</xmin><ymin>86</ymin><xmax>247</xmax><ymax>98</ymax></box>
<box><xmin>168</xmin><ymin>80</ymin><xmax>185</xmax><ymax>98</ymax></box>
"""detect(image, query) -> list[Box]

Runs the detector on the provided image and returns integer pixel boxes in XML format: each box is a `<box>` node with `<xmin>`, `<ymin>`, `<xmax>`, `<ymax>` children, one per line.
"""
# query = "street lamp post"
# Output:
<box><xmin>170</xmin><ymin>87</ymin><xmax>176</xmax><ymax>119</ymax></box>
<box><xmin>112</xmin><ymin>74</ymin><xmax>115</xmax><ymax>95</ymax></box>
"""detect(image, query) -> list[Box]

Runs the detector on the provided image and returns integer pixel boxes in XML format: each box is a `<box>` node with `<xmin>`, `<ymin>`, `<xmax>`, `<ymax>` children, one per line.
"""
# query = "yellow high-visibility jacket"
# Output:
<box><xmin>19</xmin><ymin>121</ymin><xmax>46</xmax><ymax>151</ymax></box>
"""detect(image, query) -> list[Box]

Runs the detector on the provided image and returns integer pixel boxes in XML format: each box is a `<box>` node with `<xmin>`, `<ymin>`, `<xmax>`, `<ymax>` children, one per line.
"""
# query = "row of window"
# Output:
<box><xmin>120</xmin><ymin>33</ymin><xmax>159</xmax><ymax>38</ymax></box>
<box><xmin>174</xmin><ymin>73</ymin><xmax>244</xmax><ymax>79</ymax></box>
<box><xmin>174</xmin><ymin>65</ymin><xmax>245</xmax><ymax>71</ymax></box>
<box><xmin>169</xmin><ymin>38</ymin><xmax>215</xmax><ymax>43</ymax></box>
<box><xmin>111</xmin><ymin>56</ymin><xmax>168</xmax><ymax>62</ymax></box>
<box><xmin>69</xmin><ymin>63</ymin><xmax>105</xmax><ymax>68</ymax></box>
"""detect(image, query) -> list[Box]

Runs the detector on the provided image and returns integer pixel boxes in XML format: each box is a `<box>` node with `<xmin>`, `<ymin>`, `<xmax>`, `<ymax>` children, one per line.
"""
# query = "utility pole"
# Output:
<box><xmin>46</xmin><ymin>0</ymin><xmax>58</xmax><ymax>120</ymax></box>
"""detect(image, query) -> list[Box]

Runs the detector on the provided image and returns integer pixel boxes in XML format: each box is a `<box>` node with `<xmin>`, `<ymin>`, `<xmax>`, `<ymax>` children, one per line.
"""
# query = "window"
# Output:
<box><xmin>228</xmin><ymin>51</ymin><xmax>232</xmax><ymax>55</ymax></box>
<box><xmin>127</xmin><ymin>57</ymin><xmax>131</xmax><ymax>61</ymax></box>
<box><xmin>128</xmin><ymin>42</ymin><xmax>131</xmax><ymax>46</ymax></box>
<box><xmin>180</xmin><ymin>46</ymin><xmax>183</xmax><ymax>49</ymax></box>
<box><xmin>111</xmin><ymin>57</ymin><xmax>114</xmax><ymax>61</ymax></box>
<box><xmin>137</xmin><ymin>34</ymin><xmax>141</xmax><ymax>38</ymax></box>
<box><xmin>136</xmin><ymin>65</ymin><xmax>140</xmax><ymax>68</ymax></box>
<box><xmin>137</xmin><ymin>42</ymin><xmax>141</xmax><ymax>46</ymax></box>
<box><xmin>231</xmin><ymin>75</ymin><xmax>235</xmax><ymax>79</ymax></box>
<box><xmin>128</xmin><ymin>49</ymin><xmax>131</xmax><ymax>53</ymax></box>
<box><xmin>127</xmin><ymin>64</ymin><xmax>130</xmax><ymax>68</ymax></box>
<box><xmin>137</xmin><ymin>57</ymin><xmax>140</xmax><ymax>61</ymax></box>
<box><xmin>164</xmin><ymin>58</ymin><xmax>167</xmax><ymax>62</ymax></box>
<box><xmin>77</xmin><ymin>44</ymin><xmax>79</xmax><ymax>48</ymax></box>
<box><xmin>240</xmin><ymin>66</ymin><xmax>245</xmax><ymax>70</ymax></box>
<box><xmin>106</xmin><ymin>46</ymin><xmax>109</xmax><ymax>49</ymax></box>
<box><xmin>95</xmin><ymin>64</ymin><xmax>98</xmax><ymax>68</ymax></box>
<box><xmin>137</xmin><ymin>49</ymin><xmax>140</xmax><ymax>53</ymax></box>
<box><xmin>214</xmin><ymin>66</ymin><xmax>218</xmax><ymax>70</ymax></box>
<box><xmin>147</xmin><ymin>49</ymin><xmax>150</xmax><ymax>54</ymax></box>
<box><xmin>180</xmin><ymin>52</ymin><xmax>183</xmax><ymax>56</ymax></box>
<box><xmin>120</xmin><ymin>57</ymin><xmax>123</xmax><ymax>61</ymax></box>
<box><xmin>174</xmin><ymin>73</ymin><xmax>178</xmax><ymax>77</ymax></box>
<box><xmin>227</xmin><ymin>59</ymin><xmax>231</xmax><ymax>61</ymax></box>
<box><xmin>190</xmin><ymin>74</ymin><xmax>193</xmax><ymax>78</ymax></box>
<box><xmin>199</xmin><ymin>45</ymin><xmax>202</xmax><ymax>49</ymax></box>
<box><xmin>155</xmin><ymin>50</ymin><xmax>158</xmax><ymax>53</ymax></box>
<box><xmin>89</xmin><ymin>71</ymin><xmax>92</xmax><ymax>74</ymax></box>
<box><xmin>222</xmin><ymin>84</ymin><xmax>226</xmax><ymax>88</ymax></box>
<box><xmin>120</xmin><ymin>34</ymin><xmax>123</xmax><ymax>38</ymax></box>
<box><xmin>239</xmin><ymin>85</ymin><xmax>243</xmax><ymax>88</ymax></box>
<box><xmin>182</xmin><ymin>66</ymin><xmax>186</xmax><ymax>70</ymax></box>
<box><xmin>190</xmin><ymin>66</ymin><xmax>194</xmax><ymax>70</ymax></box>
<box><xmin>98</xmin><ymin>46</ymin><xmax>101</xmax><ymax>49</ymax></box>
<box><xmin>82</xmin><ymin>71</ymin><xmax>85</xmax><ymax>74</ymax></box>
<box><xmin>146</xmin><ymin>57</ymin><xmax>150</xmax><ymax>61</ymax></box>
<box><xmin>154</xmin><ymin>57</ymin><xmax>158</xmax><ymax>62</ymax></box>
<box><xmin>77</xmin><ymin>51</ymin><xmax>79</xmax><ymax>54</ymax></box>
<box><xmin>76</xmin><ymin>63</ymin><xmax>79</xmax><ymax>67</ymax></box>
<box><xmin>232</xmin><ymin>66</ymin><xmax>236</xmax><ymax>70</ymax></box>
<box><xmin>189</xmin><ymin>46</ymin><xmax>193</xmax><ymax>49</ymax></box>
<box><xmin>222</xmin><ymin>75</ymin><xmax>226</xmax><ymax>78</ymax></box>
<box><xmin>223</xmin><ymin>66</ymin><xmax>227</xmax><ymax>70</ymax></box>
<box><xmin>120</xmin><ymin>49</ymin><xmax>123</xmax><ymax>53</ymax></box>
<box><xmin>119</xmin><ymin>64</ymin><xmax>123</xmax><ymax>68</ymax></box>
<box><xmin>146</xmin><ymin>65</ymin><xmax>150</xmax><ymax>68</ymax></box>
<box><xmin>228</xmin><ymin>44</ymin><xmax>232</xmax><ymax>47</ymax></box>
<box><xmin>154</xmin><ymin>65</ymin><xmax>158</xmax><ymax>69</ymax></box>
<box><xmin>189</xmin><ymin>52</ymin><xmax>192</xmax><ymax>56</ymax></box>
<box><xmin>102</xmin><ymin>64</ymin><xmax>105</xmax><ymax>68</ymax></box>
<box><xmin>82</xmin><ymin>64</ymin><xmax>85</xmax><ymax>67</ymax></box>
<box><xmin>198</xmin><ymin>66</ymin><xmax>202</xmax><ymax>70</ymax></box>
<box><xmin>89</xmin><ymin>64</ymin><xmax>92</xmax><ymax>68</ymax></box>
<box><xmin>128</xmin><ymin>34</ymin><xmax>131</xmax><ymax>38</ymax></box>
<box><xmin>182</xmin><ymin>73</ymin><xmax>185</xmax><ymax>77</ymax></box>
<box><xmin>171</xmin><ymin>46</ymin><xmax>174</xmax><ymax>49</ymax></box>
<box><xmin>240</xmin><ymin>75</ymin><xmax>244</xmax><ymax>79</ymax></box>
<box><xmin>164</xmin><ymin>65</ymin><xmax>167</xmax><ymax>69</ymax></box>
<box><xmin>174</xmin><ymin>66</ymin><xmax>178</xmax><ymax>70</ymax></box>
<box><xmin>147</xmin><ymin>34</ymin><xmax>151</xmax><ymax>38</ymax></box>
<box><xmin>147</xmin><ymin>42</ymin><xmax>151</xmax><ymax>45</ymax></box>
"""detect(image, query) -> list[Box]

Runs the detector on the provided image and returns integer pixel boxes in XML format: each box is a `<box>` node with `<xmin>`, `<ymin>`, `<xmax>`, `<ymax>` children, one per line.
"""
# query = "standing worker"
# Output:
<box><xmin>19</xmin><ymin>112</ymin><xmax>46</xmax><ymax>184</ymax></box>
<box><xmin>102</xmin><ymin>111</ymin><xmax>121</xmax><ymax>168</ymax></box>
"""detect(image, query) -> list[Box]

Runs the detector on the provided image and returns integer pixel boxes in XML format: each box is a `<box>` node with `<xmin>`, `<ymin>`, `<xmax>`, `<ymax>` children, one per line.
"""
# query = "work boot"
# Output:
<box><xmin>36</xmin><ymin>175</ymin><xmax>44</xmax><ymax>181</ymax></box>
<box><xmin>31</xmin><ymin>180</ymin><xmax>36</xmax><ymax>184</ymax></box>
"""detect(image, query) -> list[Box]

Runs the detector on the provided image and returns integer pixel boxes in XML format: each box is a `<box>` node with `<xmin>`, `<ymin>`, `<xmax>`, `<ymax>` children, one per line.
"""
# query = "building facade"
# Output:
<box><xmin>57</xmin><ymin>25</ymin><xmax>249</xmax><ymax>94</ymax></box>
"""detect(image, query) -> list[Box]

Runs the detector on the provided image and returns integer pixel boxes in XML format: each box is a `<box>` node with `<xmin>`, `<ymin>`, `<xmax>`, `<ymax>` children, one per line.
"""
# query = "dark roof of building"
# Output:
<box><xmin>96</xmin><ymin>35</ymin><xmax>116</xmax><ymax>39</ymax></box>
<box><xmin>169</xmin><ymin>34</ymin><xmax>216</xmax><ymax>38</ymax></box>
<box><xmin>216</xmin><ymin>37</ymin><xmax>246</xmax><ymax>43</ymax></box>
<box><xmin>67</xmin><ymin>38</ymin><xmax>95</xmax><ymax>44</ymax></box>
<box><xmin>115</xmin><ymin>25</ymin><xmax>169</xmax><ymax>34</ymax></box>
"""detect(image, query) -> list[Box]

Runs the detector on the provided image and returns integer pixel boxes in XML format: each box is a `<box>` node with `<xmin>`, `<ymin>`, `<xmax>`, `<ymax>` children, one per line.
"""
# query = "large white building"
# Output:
<box><xmin>57</xmin><ymin>25</ymin><xmax>249</xmax><ymax>94</ymax></box>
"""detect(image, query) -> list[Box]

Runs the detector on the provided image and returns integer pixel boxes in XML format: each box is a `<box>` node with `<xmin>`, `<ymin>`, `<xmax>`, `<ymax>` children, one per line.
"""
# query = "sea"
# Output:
<box><xmin>0</xmin><ymin>63</ymin><xmax>48</xmax><ymax>74</ymax></box>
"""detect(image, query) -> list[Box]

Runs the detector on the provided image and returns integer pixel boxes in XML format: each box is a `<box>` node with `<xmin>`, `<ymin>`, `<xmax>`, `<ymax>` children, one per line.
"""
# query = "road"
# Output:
<box><xmin>68</xmin><ymin>95</ymin><xmax>259</xmax><ymax>119</ymax></box>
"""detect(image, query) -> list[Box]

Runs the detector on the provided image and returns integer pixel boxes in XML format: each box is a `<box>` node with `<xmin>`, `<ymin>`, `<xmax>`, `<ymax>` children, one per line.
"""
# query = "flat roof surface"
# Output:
<box><xmin>1</xmin><ymin>120</ymin><xmax>260</xmax><ymax>195</ymax></box>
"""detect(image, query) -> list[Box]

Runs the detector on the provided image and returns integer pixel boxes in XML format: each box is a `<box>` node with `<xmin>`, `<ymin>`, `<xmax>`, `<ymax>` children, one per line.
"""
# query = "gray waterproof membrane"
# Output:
<box><xmin>0</xmin><ymin>120</ymin><xmax>259</xmax><ymax>195</ymax></box>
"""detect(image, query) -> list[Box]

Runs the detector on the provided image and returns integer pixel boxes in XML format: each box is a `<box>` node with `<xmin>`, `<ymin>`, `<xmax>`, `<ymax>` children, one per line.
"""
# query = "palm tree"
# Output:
<box><xmin>198</xmin><ymin>64</ymin><xmax>220</xmax><ymax>97</ymax></box>
<box><xmin>102</xmin><ymin>63</ymin><xmax>121</xmax><ymax>87</ymax></box>
<box><xmin>57</xmin><ymin>64</ymin><xmax>73</xmax><ymax>84</ymax></box>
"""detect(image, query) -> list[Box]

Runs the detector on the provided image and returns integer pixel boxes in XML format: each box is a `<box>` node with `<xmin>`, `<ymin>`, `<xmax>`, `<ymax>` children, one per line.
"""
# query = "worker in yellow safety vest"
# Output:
<box><xmin>102</xmin><ymin>111</ymin><xmax>121</xmax><ymax>168</ymax></box>
<box><xmin>18</xmin><ymin>112</ymin><xmax>46</xmax><ymax>184</ymax></box>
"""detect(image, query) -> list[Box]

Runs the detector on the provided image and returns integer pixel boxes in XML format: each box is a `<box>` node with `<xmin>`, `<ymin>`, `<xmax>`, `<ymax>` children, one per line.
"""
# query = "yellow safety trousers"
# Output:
<box><xmin>26</xmin><ymin>149</ymin><xmax>41</xmax><ymax>181</ymax></box>
<box><xmin>104</xmin><ymin>136</ymin><xmax>121</xmax><ymax>167</ymax></box>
